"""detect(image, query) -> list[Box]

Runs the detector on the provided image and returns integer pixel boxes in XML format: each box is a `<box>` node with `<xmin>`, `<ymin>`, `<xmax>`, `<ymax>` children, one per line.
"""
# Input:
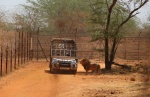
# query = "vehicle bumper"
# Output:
<box><xmin>52</xmin><ymin>64</ymin><xmax>77</xmax><ymax>70</ymax></box>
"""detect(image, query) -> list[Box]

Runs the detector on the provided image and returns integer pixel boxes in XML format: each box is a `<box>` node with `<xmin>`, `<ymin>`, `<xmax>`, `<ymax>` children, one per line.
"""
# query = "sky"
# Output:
<box><xmin>0</xmin><ymin>0</ymin><xmax>150</xmax><ymax>23</ymax></box>
<box><xmin>0</xmin><ymin>0</ymin><xmax>27</xmax><ymax>10</ymax></box>
<box><xmin>136</xmin><ymin>1</ymin><xmax>150</xmax><ymax>23</ymax></box>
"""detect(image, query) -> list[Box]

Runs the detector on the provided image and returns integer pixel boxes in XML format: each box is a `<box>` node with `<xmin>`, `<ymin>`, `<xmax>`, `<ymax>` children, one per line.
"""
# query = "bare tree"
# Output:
<box><xmin>13</xmin><ymin>7</ymin><xmax>41</xmax><ymax>34</ymax></box>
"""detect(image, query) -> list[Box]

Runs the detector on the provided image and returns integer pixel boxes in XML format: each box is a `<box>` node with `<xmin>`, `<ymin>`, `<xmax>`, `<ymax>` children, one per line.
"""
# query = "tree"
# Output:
<box><xmin>12</xmin><ymin>6</ymin><xmax>43</xmax><ymax>34</ymax></box>
<box><xmin>89</xmin><ymin>0</ymin><xmax>148</xmax><ymax>70</ymax></box>
<box><xmin>22</xmin><ymin>0</ymin><xmax>90</xmax><ymax>35</ymax></box>
<box><xmin>0</xmin><ymin>8</ymin><xmax>16</xmax><ymax>31</ymax></box>
<box><xmin>0</xmin><ymin>9</ymin><xmax>6</xmax><ymax>30</ymax></box>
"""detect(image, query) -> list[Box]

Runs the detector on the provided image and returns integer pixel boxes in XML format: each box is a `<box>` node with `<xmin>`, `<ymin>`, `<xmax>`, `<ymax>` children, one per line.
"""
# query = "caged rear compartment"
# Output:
<box><xmin>49</xmin><ymin>38</ymin><xmax>78</xmax><ymax>74</ymax></box>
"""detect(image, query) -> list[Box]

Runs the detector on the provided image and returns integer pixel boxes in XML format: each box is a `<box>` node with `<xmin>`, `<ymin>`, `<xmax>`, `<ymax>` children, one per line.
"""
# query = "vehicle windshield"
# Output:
<box><xmin>51</xmin><ymin>40</ymin><xmax>76</xmax><ymax>57</ymax></box>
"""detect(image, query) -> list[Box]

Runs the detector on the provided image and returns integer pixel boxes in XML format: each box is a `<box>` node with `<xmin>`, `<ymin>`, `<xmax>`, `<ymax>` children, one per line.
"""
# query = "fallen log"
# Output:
<box><xmin>112</xmin><ymin>62</ymin><xmax>131</xmax><ymax>70</ymax></box>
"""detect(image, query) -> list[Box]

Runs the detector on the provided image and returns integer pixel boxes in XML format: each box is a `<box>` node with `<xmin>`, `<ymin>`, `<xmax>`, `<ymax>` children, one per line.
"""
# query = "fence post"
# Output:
<box><xmin>21</xmin><ymin>30</ymin><xmax>23</xmax><ymax>64</ymax></box>
<box><xmin>31</xmin><ymin>33</ymin><xmax>32</xmax><ymax>60</ymax></box>
<box><xmin>6</xmin><ymin>46</ymin><xmax>8</xmax><ymax>74</ymax></box>
<box><xmin>14</xmin><ymin>32</ymin><xmax>17</xmax><ymax>69</ymax></box>
<box><xmin>29</xmin><ymin>32</ymin><xmax>33</xmax><ymax>60</ymax></box>
<box><xmin>38</xmin><ymin>39</ymin><xmax>48</xmax><ymax>61</ymax></box>
<box><xmin>26</xmin><ymin>32</ymin><xmax>29</xmax><ymax>61</ymax></box>
<box><xmin>24</xmin><ymin>33</ymin><xmax>26</xmax><ymax>64</ymax></box>
<box><xmin>124</xmin><ymin>37</ymin><xmax>127</xmax><ymax>60</ymax></box>
<box><xmin>10</xmin><ymin>44</ymin><xmax>12</xmax><ymax>72</ymax></box>
<box><xmin>18</xmin><ymin>30</ymin><xmax>20</xmax><ymax>67</ymax></box>
<box><xmin>0</xmin><ymin>47</ymin><xmax>2</xmax><ymax>76</ymax></box>
<box><xmin>37</xmin><ymin>28</ymin><xmax>39</xmax><ymax>61</ymax></box>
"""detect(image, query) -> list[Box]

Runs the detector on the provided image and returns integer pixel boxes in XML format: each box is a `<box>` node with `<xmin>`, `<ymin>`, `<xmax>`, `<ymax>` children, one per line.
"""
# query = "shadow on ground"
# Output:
<box><xmin>44</xmin><ymin>69</ymin><xmax>77</xmax><ymax>75</ymax></box>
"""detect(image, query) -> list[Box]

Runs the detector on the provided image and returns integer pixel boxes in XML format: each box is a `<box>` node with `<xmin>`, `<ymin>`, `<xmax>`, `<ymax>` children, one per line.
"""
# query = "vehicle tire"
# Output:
<box><xmin>50</xmin><ymin>68</ymin><xmax>57</xmax><ymax>74</ymax></box>
<box><xmin>50</xmin><ymin>67</ymin><xmax>53</xmax><ymax>73</ymax></box>
<box><xmin>72</xmin><ymin>70</ymin><xmax>77</xmax><ymax>74</ymax></box>
<box><xmin>50</xmin><ymin>65</ymin><xmax>57</xmax><ymax>74</ymax></box>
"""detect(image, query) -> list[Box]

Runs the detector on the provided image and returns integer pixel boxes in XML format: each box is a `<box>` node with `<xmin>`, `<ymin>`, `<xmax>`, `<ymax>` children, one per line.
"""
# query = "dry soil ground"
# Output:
<box><xmin>0</xmin><ymin>60</ymin><xmax>149</xmax><ymax>97</ymax></box>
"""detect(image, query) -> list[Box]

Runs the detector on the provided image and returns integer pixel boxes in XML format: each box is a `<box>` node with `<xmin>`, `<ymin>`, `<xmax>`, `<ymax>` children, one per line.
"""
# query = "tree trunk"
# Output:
<box><xmin>105</xmin><ymin>62</ymin><xmax>112</xmax><ymax>70</ymax></box>
<box><xmin>104</xmin><ymin>0</ymin><xmax>117</xmax><ymax>70</ymax></box>
<box><xmin>109</xmin><ymin>38</ymin><xmax>117</xmax><ymax>64</ymax></box>
<box><xmin>104</xmin><ymin>37</ymin><xmax>112</xmax><ymax>70</ymax></box>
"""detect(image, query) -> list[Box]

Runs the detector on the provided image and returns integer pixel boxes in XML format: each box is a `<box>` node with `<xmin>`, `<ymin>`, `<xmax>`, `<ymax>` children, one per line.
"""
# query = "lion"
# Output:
<box><xmin>80</xmin><ymin>59</ymin><xmax>101</xmax><ymax>75</ymax></box>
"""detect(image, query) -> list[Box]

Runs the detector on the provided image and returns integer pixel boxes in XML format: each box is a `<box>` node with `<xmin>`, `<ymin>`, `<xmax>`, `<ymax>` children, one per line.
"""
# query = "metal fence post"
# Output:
<box><xmin>18</xmin><ymin>31</ymin><xmax>20</xmax><ymax>67</ymax></box>
<box><xmin>26</xmin><ymin>33</ymin><xmax>28</xmax><ymax>62</ymax></box>
<box><xmin>10</xmin><ymin>44</ymin><xmax>12</xmax><ymax>72</ymax></box>
<box><xmin>14</xmin><ymin>32</ymin><xmax>17</xmax><ymax>69</ymax></box>
<box><xmin>0</xmin><ymin>47</ymin><xmax>2</xmax><ymax>76</ymax></box>
<box><xmin>21</xmin><ymin>30</ymin><xmax>23</xmax><ymax>64</ymax></box>
<box><xmin>24</xmin><ymin>33</ymin><xmax>26</xmax><ymax>64</ymax></box>
<box><xmin>6</xmin><ymin>46</ymin><xmax>8</xmax><ymax>74</ymax></box>
<box><xmin>37</xmin><ymin>28</ymin><xmax>39</xmax><ymax>61</ymax></box>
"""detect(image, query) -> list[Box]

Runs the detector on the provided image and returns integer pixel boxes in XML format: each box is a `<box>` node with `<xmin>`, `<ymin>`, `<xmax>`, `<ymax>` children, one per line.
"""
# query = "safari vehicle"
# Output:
<box><xmin>49</xmin><ymin>38</ymin><xmax>78</xmax><ymax>74</ymax></box>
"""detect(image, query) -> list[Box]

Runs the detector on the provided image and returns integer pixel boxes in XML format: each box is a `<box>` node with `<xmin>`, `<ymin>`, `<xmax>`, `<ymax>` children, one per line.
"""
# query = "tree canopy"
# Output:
<box><xmin>89</xmin><ymin>0</ymin><xmax>139</xmax><ymax>41</ymax></box>
<box><xmin>89</xmin><ymin>0</ymin><xmax>148</xmax><ymax>70</ymax></box>
<box><xmin>19</xmin><ymin>0</ymin><xmax>91</xmax><ymax>35</ymax></box>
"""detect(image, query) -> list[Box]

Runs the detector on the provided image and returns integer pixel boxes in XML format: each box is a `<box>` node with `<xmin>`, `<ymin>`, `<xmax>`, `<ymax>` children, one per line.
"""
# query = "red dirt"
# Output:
<box><xmin>0</xmin><ymin>60</ymin><xmax>149</xmax><ymax>97</ymax></box>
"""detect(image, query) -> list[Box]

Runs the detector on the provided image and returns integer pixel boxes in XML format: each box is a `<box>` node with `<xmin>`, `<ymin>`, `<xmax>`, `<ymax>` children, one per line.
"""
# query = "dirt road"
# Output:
<box><xmin>0</xmin><ymin>61</ymin><xmax>149</xmax><ymax>97</ymax></box>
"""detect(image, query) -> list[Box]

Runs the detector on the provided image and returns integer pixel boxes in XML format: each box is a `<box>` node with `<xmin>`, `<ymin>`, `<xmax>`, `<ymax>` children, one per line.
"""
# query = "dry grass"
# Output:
<box><xmin>0</xmin><ymin>30</ymin><xmax>16</xmax><ymax>49</ymax></box>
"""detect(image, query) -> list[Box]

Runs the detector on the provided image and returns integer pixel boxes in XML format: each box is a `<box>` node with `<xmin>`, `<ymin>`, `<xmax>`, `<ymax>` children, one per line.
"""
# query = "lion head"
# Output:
<box><xmin>80</xmin><ymin>59</ymin><xmax>91</xmax><ymax>66</ymax></box>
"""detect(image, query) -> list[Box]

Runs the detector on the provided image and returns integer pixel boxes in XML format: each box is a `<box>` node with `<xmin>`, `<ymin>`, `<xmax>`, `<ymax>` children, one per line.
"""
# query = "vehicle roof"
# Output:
<box><xmin>51</xmin><ymin>38</ymin><xmax>75</xmax><ymax>43</ymax></box>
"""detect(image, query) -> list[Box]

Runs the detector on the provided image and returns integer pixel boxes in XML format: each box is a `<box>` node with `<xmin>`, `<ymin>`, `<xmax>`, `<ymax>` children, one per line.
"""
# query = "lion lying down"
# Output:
<box><xmin>80</xmin><ymin>59</ymin><xmax>101</xmax><ymax>75</ymax></box>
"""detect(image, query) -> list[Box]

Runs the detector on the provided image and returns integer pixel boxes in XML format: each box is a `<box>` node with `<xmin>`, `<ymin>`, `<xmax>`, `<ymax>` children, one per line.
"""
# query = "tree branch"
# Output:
<box><xmin>106</xmin><ymin>0</ymin><xmax>117</xmax><ymax>30</ymax></box>
<box><xmin>118</xmin><ymin>0</ymin><xmax>148</xmax><ymax>29</ymax></box>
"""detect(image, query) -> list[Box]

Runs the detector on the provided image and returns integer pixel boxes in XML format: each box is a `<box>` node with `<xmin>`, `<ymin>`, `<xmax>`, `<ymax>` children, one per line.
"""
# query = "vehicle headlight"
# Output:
<box><xmin>71</xmin><ymin>59</ymin><xmax>76</xmax><ymax>64</ymax></box>
<box><xmin>71</xmin><ymin>63</ymin><xmax>77</xmax><ymax>68</ymax></box>
<box><xmin>52</xmin><ymin>58</ymin><xmax>59</xmax><ymax>64</ymax></box>
<box><xmin>71</xmin><ymin>59</ymin><xmax>77</xmax><ymax>67</ymax></box>
<box><xmin>52</xmin><ymin>58</ymin><xmax>56</xmax><ymax>63</ymax></box>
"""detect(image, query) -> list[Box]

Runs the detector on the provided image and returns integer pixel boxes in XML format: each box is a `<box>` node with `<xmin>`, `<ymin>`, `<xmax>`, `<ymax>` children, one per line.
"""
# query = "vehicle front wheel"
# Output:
<box><xmin>72</xmin><ymin>70</ymin><xmax>77</xmax><ymax>74</ymax></box>
<box><xmin>50</xmin><ymin>67</ymin><xmax>57</xmax><ymax>74</ymax></box>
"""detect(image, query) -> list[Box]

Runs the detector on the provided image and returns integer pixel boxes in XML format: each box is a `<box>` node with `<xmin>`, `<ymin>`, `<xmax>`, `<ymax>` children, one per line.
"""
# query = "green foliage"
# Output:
<box><xmin>89</xmin><ymin>0</ymin><xmax>148</xmax><ymax>70</ymax></box>
<box><xmin>89</xmin><ymin>0</ymin><xmax>138</xmax><ymax>41</ymax></box>
<box><xmin>23</xmin><ymin>0</ymin><xmax>91</xmax><ymax>35</ymax></box>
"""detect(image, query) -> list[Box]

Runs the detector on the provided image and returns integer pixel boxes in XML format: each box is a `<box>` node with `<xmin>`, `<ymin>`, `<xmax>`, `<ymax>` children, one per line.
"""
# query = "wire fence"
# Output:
<box><xmin>0</xmin><ymin>29</ymin><xmax>31</xmax><ymax>76</ymax></box>
<box><xmin>1</xmin><ymin>29</ymin><xmax>149</xmax><ymax>76</ymax></box>
<box><xmin>30</xmin><ymin>34</ymin><xmax>150</xmax><ymax>62</ymax></box>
